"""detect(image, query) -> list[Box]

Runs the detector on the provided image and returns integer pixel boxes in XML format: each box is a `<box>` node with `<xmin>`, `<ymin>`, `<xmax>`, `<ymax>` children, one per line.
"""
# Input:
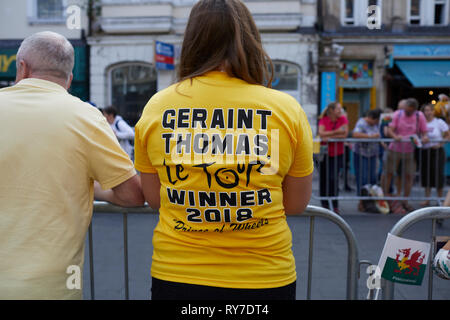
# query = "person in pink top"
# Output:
<box><xmin>384</xmin><ymin>98</ymin><xmax>429</xmax><ymax>212</ymax></box>
<box><xmin>318</xmin><ymin>102</ymin><xmax>349</xmax><ymax>214</ymax></box>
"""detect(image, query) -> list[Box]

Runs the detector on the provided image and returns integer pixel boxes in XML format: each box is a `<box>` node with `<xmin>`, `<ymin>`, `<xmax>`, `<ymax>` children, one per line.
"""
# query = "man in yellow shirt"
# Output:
<box><xmin>0</xmin><ymin>31</ymin><xmax>144</xmax><ymax>299</ymax></box>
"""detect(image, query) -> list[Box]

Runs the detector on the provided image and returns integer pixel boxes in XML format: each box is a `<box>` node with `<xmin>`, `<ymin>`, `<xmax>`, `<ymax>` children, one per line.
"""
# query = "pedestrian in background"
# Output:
<box><xmin>318</xmin><ymin>102</ymin><xmax>349</xmax><ymax>214</ymax></box>
<box><xmin>420</xmin><ymin>103</ymin><xmax>449</xmax><ymax>206</ymax></box>
<box><xmin>134</xmin><ymin>0</ymin><xmax>313</xmax><ymax>300</ymax></box>
<box><xmin>352</xmin><ymin>108</ymin><xmax>381</xmax><ymax>210</ymax></box>
<box><xmin>102</xmin><ymin>106</ymin><xmax>135</xmax><ymax>160</ymax></box>
<box><xmin>0</xmin><ymin>31</ymin><xmax>144</xmax><ymax>299</ymax></box>
<box><xmin>384</xmin><ymin>98</ymin><xmax>429</xmax><ymax>213</ymax></box>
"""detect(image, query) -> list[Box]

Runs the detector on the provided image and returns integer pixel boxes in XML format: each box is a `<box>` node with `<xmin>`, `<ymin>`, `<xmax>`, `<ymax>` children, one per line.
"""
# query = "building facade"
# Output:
<box><xmin>0</xmin><ymin>0</ymin><xmax>90</xmax><ymax>101</ymax></box>
<box><xmin>88</xmin><ymin>0</ymin><xmax>320</xmax><ymax>129</ymax></box>
<box><xmin>318</xmin><ymin>0</ymin><xmax>450</xmax><ymax>130</ymax></box>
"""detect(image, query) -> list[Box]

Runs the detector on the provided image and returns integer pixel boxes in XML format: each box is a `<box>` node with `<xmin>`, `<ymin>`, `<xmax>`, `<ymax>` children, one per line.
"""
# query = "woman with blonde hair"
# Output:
<box><xmin>134</xmin><ymin>0</ymin><xmax>313</xmax><ymax>300</ymax></box>
<box><xmin>318</xmin><ymin>102</ymin><xmax>349</xmax><ymax>214</ymax></box>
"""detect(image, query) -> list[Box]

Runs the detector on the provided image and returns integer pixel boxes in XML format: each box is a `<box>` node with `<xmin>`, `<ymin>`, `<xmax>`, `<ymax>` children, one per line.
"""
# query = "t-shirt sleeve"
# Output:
<box><xmin>353</xmin><ymin>119</ymin><xmax>364</xmax><ymax>133</ymax></box>
<box><xmin>88</xmin><ymin>117</ymin><xmax>136</xmax><ymax>190</ymax></box>
<box><xmin>134</xmin><ymin>118</ymin><xmax>157</xmax><ymax>174</ymax></box>
<box><xmin>287</xmin><ymin>107</ymin><xmax>314</xmax><ymax>178</ymax></box>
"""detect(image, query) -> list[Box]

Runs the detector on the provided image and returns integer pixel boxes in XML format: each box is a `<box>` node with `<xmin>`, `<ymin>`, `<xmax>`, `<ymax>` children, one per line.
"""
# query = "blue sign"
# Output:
<box><xmin>320</xmin><ymin>72</ymin><xmax>336</xmax><ymax>112</ymax></box>
<box><xmin>393</xmin><ymin>44</ymin><xmax>450</xmax><ymax>58</ymax></box>
<box><xmin>155</xmin><ymin>41</ymin><xmax>175</xmax><ymax>70</ymax></box>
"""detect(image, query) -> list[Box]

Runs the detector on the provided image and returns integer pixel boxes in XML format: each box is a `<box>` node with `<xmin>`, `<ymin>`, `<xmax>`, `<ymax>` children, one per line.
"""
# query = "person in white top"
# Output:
<box><xmin>102</xmin><ymin>106</ymin><xmax>135</xmax><ymax>160</ymax></box>
<box><xmin>420</xmin><ymin>103</ymin><xmax>450</xmax><ymax>206</ymax></box>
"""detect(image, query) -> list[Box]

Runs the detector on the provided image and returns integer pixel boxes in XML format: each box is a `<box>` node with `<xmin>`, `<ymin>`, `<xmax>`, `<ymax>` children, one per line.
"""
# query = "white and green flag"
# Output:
<box><xmin>378</xmin><ymin>233</ymin><xmax>430</xmax><ymax>286</ymax></box>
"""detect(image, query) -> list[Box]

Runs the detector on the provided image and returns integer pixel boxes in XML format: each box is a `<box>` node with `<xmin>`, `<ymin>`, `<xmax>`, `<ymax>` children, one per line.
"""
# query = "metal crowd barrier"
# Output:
<box><xmin>88</xmin><ymin>203</ymin><xmax>361</xmax><ymax>300</ymax></box>
<box><xmin>381</xmin><ymin>206</ymin><xmax>450</xmax><ymax>300</ymax></box>
<box><xmin>313</xmin><ymin>138</ymin><xmax>450</xmax><ymax>210</ymax></box>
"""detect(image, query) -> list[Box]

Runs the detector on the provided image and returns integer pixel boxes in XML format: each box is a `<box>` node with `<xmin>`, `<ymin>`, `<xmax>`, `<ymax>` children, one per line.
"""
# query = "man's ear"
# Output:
<box><xmin>66</xmin><ymin>73</ymin><xmax>73</xmax><ymax>90</ymax></box>
<box><xmin>15</xmin><ymin>60</ymin><xmax>31</xmax><ymax>83</ymax></box>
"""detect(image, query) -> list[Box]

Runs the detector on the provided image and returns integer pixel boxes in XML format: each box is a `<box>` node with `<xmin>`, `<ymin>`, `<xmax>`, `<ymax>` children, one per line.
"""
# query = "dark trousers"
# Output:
<box><xmin>354</xmin><ymin>154</ymin><xmax>377</xmax><ymax>195</ymax></box>
<box><xmin>319</xmin><ymin>154</ymin><xmax>343</xmax><ymax>209</ymax></box>
<box><xmin>151</xmin><ymin>277</ymin><xmax>296</xmax><ymax>300</ymax></box>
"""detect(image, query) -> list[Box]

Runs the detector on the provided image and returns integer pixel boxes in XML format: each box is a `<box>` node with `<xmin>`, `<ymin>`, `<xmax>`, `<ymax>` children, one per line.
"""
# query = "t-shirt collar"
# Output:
<box><xmin>16</xmin><ymin>78</ymin><xmax>67</xmax><ymax>93</ymax></box>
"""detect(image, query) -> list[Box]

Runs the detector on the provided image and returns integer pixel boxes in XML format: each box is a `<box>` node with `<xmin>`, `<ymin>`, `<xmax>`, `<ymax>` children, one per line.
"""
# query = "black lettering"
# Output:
<box><xmin>219</xmin><ymin>192</ymin><xmax>237</xmax><ymax>207</ymax></box>
<box><xmin>162</xmin><ymin>109</ymin><xmax>176</xmax><ymax>129</ymax></box>
<box><xmin>162</xmin><ymin>133</ymin><xmax>174</xmax><ymax>154</ymax></box>
<box><xmin>193</xmin><ymin>133</ymin><xmax>209</xmax><ymax>154</ymax></box>
<box><xmin>198</xmin><ymin>192</ymin><xmax>217</xmax><ymax>207</ymax></box>
<box><xmin>214</xmin><ymin>168</ymin><xmax>239</xmax><ymax>189</ymax></box>
<box><xmin>211</xmin><ymin>134</ymin><xmax>233</xmax><ymax>155</ymax></box>
<box><xmin>186</xmin><ymin>208</ymin><xmax>202</xmax><ymax>222</ymax></box>
<box><xmin>257</xmin><ymin>188</ymin><xmax>272</xmax><ymax>205</ymax></box>
<box><xmin>164</xmin><ymin>159</ymin><xmax>178</xmax><ymax>185</ymax></box>
<box><xmin>254</xmin><ymin>134</ymin><xmax>269</xmax><ymax>156</ymax></box>
<box><xmin>176</xmin><ymin>133</ymin><xmax>191</xmax><ymax>154</ymax></box>
<box><xmin>166</xmin><ymin>187</ymin><xmax>185</xmax><ymax>205</ymax></box>
<box><xmin>211</xmin><ymin>109</ymin><xmax>225</xmax><ymax>129</ymax></box>
<box><xmin>192</xmin><ymin>109</ymin><xmax>208</xmax><ymax>129</ymax></box>
<box><xmin>256</xmin><ymin>110</ymin><xmax>272</xmax><ymax>130</ymax></box>
<box><xmin>236</xmin><ymin>135</ymin><xmax>250</xmax><ymax>155</ymax></box>
<box><xmin>178</xmin><ymin>108</ymin><xmax>190</xmax><ymax>128</ymax></box>
<box><xmin>193</xmin><ymin>162</ymin><xmax>215</xmax><ymax>188</ymax></box>
<box><xmin>176</xmin><ymin>164</ymin><xmax>188</xmax><ymax>181</ymax></box>
<box><xmin>188</xmin><ymin>191</ymin><xmax>196</xmax><ymax>206</ymax></box>
<box><xmin>237</xmin><ymin>109</ymin><xmax>253</xmax><ymax>129</ymax></box>
<box><xmin>240</xmin><ymin>191</ymin><xmax>255</xmax><ymax>206</ymax></box>
<box><xmin>245</xmin><ymin>160</ymin><xmax>266</xmax><ymax>187</ymax></box>
<box><xmin>227</xmin><ymin>109</ymin><xmax>234</xmax><ymax>128</ymax></box>
<box><xmin>236</xmin><ymin>208</ymin><xmax>253</xmax><ymax>222</ymax></box>
<box><xmin>204</xmin><ymin>209</ymin><xmax>221</xmax><ymax>222</ymax></box>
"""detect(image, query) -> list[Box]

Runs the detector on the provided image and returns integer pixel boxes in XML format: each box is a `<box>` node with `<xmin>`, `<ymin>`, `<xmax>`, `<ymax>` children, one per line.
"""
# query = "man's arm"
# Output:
<box><xmin>94</xmin><ymin>174</ymin><xmax>145</xmax><ymax>207</ymax></box>
<box><xmin>282</xmin><ymin>174</ymin><xmax>313</xmax><ymax>215</ymax></box>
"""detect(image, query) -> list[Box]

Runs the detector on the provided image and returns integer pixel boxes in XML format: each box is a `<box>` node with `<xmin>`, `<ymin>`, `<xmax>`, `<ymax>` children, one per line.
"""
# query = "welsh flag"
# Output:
<box><xmin>378</xmin><ymin>233</ymin><xmax>430</xmax><ymax>286</ymax></box>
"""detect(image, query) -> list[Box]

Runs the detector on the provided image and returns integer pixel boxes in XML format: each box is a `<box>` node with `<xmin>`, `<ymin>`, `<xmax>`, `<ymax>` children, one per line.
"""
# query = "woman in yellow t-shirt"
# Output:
<box><xmin>134</xmin><ymin>0</ymin><xmax>314</xmax><ymax>300</ymax></box>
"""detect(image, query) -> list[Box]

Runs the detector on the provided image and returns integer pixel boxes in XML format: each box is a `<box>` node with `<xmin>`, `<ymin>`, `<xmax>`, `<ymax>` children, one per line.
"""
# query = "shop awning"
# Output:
<box><xmin>395</xmin><ymin>60</ymin><xmax>450</xmax><ymax>88</ymax></box>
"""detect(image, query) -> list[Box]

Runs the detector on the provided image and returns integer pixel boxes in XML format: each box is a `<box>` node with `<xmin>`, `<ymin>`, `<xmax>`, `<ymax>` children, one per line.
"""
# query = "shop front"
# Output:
<box><xmin>386</xmin><ymin>44</ymin><xmax>450</xmax><ymax>109</ymax></box>
<box><xmin>338</xmin><ymin>60</ymin><xmax>376</xmax><ymax>131</ymax></box>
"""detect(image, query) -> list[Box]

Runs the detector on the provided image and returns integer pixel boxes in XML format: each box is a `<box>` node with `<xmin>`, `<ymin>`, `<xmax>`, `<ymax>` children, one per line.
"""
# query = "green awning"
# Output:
<box><xmin>395</xmin><ymin>60</ymin><xmax>450</xmax><ymax>88</ymax></box>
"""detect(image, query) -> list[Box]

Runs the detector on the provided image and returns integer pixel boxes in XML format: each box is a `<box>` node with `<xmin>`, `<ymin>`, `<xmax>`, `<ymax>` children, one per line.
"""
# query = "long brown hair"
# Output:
<box><xmin>178</xmin><ymin>0</ymin><xmax>273</xmax><ymax>87</ymax></box>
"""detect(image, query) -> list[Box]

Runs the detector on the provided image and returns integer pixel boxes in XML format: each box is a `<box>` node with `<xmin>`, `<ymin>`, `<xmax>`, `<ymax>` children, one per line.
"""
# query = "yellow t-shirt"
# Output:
<box><xmin>135</xmin><ymin>71</ymin><xmax>313</xmax><ymax>289</ymax></box>
<box><xmin>0</xmin><ymin>78</ymin><xmax>136</xmax><ymax>299</ymax></box>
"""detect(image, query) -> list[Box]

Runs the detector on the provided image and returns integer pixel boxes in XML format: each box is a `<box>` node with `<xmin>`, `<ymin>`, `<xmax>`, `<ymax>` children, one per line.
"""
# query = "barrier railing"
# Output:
<box><xmin>89</xmin><ymin>203</ymin><xmax>361</xmax><ymax>300</ymax></box>
<box><xmin>380</xmin><ymin>207</ymin><xmax>450</xmax><ymax>300</ymax></box>
<box><xmin>313</xmin><ymin>138</ymin><xmax>450</xmax><ymax>210</ymax></box>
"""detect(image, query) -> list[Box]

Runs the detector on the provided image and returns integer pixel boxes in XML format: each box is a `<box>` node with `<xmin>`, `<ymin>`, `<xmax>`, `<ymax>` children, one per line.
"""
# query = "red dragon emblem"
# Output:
<box><xmin>394</xmin><ymin>248</ymin><xmax>425</xmax><ymax>276</ymax></box>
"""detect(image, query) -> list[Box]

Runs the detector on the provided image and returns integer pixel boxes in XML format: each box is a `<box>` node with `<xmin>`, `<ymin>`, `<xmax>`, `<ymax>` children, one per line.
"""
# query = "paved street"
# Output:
<box><xmin>82</xmin><ymin>182</ymin><xmax>450</xmax><ymax>300</ymax></box>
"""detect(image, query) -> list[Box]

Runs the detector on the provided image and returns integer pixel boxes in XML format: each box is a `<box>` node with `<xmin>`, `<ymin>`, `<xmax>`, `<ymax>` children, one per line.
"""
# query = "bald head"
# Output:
<box><xmin>16</xmin><ymin>31</ymin><xmax>74</xmax><ymax>85</ymax></box>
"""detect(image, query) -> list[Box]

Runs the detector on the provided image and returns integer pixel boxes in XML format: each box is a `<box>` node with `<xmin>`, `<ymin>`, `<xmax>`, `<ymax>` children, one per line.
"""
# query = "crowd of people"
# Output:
<box><xmin>318</xmin><ymin>95</ymin><xmax>450</xmax><ymax>215</ymax></box>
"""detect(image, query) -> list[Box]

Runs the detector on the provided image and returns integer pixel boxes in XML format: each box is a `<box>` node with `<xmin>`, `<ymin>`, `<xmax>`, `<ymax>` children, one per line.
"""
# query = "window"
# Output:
<box><xmin>434</xmin><ymin>0</ymin><xmax>447</xmax><ymax>25</ymax></box>
<box><xmin>28</xmin><ymin>0</ymin><xmax>65</xmax><ymax>24</ymax></box>
<box><xmin>409</xmin><ymin>0</ymin><xmax>421</xmax><ymax>24</ymax></box>
<box><xmin>271</xmin><ymin>61</ymin><xmax>301</xmax><ymax>100</ymax></box>
<box><xmin>343</xmin><ymin>0</ymin><xmax>355</xmax><ymax>25</ymax></box>
<box><xmin>109</xmin><ymin>63</ymin><xmax>157</xmax><ymax>126</ymax></box>
<box><xmin>408</xmin><ymin>0</ymin><xmax>448</xmax><ymax>25</ymax></box>
<box><xmin>37</xmin><ymin>0</ymin><xmax>64</xmax><ymax>20</ymax></box>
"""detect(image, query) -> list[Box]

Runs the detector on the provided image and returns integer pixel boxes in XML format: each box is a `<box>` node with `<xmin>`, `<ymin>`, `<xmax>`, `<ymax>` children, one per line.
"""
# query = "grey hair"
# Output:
<box><xmin>16</xmin><ymin>31</ymin><xmax>74</xmax><ymax>80</ymax></box>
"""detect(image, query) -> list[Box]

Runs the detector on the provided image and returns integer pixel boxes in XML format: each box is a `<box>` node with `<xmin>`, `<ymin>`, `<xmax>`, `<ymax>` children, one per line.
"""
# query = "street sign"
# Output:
<box><xmin>155</xmin><ymin>41</ymin><xmax>174</xmax><ymax>70</ymax></box>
